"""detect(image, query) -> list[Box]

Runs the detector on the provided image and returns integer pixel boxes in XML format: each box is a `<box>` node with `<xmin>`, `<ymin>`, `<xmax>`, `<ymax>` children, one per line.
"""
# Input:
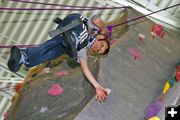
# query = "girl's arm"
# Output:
<box><xmin>79</xmin><ymin>58</ymin><xmax>108</xmax><ymax>102</ymax></box>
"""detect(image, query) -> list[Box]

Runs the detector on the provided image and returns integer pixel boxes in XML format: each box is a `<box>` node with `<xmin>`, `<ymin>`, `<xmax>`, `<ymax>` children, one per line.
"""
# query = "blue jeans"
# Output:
<box><xmin>23</xmin><ymin>14</ymin><xmax>83</xmax><ymax>67</ymax></box>
<box><xmin>23</xmin><ymin>35</ymin><xmax>66</xmax><ymax>67</ymax></box>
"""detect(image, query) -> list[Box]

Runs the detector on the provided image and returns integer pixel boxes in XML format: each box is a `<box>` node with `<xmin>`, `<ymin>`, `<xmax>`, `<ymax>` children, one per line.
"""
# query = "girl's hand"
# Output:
<box><xmin>95</xmin><ymin>86</ymin><xmax>108</xmax><ymax>102</ymax></box>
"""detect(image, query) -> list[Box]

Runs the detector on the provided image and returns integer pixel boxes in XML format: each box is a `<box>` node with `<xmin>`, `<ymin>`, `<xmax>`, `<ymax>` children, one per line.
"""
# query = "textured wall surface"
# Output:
<box><xmin>7</xmin><ymin>57</ymin><xmax>99</xmax><ymax>120</ymax></box>
<box><xmin>75</xmin><ymin>9</ymin><xmax>180</xmax><ymax>120</ymax></box>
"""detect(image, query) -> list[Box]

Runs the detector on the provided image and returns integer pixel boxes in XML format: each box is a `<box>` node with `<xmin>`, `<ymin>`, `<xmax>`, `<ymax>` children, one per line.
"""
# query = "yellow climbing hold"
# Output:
<box><xmin>163</xmin><ymin>81</ymin><xmax>170</xmax><ymax>94</ymax></box>
<box><xmin>148</xmin><ymin>116</ymin><xmax>160</xmax><ymax>120</ymax></box>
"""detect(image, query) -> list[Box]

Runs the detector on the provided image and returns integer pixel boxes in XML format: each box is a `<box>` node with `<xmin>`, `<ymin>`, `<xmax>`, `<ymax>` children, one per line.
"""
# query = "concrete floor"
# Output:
<box><xmin>74</xmin><ymin>10</ymin><xmax>180</xmax><ymax>120</ymax></box>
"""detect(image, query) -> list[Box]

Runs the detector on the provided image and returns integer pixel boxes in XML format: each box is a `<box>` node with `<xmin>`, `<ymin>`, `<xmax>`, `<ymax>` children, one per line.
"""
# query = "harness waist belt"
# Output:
<box><xmin>49</xmin><ymin>19</ymin><xmax>82</xmax><ymax>38</ymax></box>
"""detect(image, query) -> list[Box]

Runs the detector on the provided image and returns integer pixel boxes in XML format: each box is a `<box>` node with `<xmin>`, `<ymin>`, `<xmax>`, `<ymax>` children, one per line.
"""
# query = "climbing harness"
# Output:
<box><xmin>49</xmin><ymin>17</ymin><xmax>88</xmax><ymax>59</ymax></box>
<box><xmin>49</xmin><ymin>19</ymin><xmax>82</xmax><ymax>38</ymax></box>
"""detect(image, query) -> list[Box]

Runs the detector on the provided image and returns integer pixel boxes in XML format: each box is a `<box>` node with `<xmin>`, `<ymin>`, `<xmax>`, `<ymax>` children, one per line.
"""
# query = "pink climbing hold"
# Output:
<box><xmin>151</xmin><ymin>24</ymin><xmax>165</xmax><ymax>38</ymax></box>
<box><xmin>48</xmin><ymin>83</ymin><xmax>63</xmax><ymax>96</ymax></box>
<box><xmin>128</xmin><ymin>48</ymin><xmax>141</xmax><ymax>60</ymax></box>
<box><xmin>55</xmin><ymin>70</ymin><xmax>70</xmax><ymax>76</ymax></box>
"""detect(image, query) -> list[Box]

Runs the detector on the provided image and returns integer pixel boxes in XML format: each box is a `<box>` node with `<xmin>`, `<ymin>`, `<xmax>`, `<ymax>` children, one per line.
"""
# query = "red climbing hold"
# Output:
<box><xmin>151</xmin><ymin>24</ymin><xmax>165</xmax><ymax>39</ymax></box>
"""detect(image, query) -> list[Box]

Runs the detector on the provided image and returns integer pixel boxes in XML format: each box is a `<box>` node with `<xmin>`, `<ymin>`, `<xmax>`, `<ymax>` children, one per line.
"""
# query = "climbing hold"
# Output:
<box><xmin>145</xmin><ymin>101</ymin><xmax>162</xmax><ymax>119</ymax></box>
<box><xmin>163</xmin><ymin>81</ymin><xmax>170</xmax><ymax>94</ymax></box>
<box><xmin>42</xmin><ymin>67</ymin><xmax>51</xmax><ymax>73</ymax></box>
<box><xmin>169</xmin><ymin>77</ymin><xmax>176</xmax><ymax>88</ymax></box>
<box><xmin>128</xmin><ymin>48</ymin><xmax>141</xmax><ymax>60</ymax></box>
<box><xmin>105</xmin><ymin>88</ymin><xmax>111</xmax><ymax>95</ymax></box>
<box><xmin>40</xmin><ymin>106</ymin><xmax>48</xmax><ymax>113</ymax></box>
<box><xmin>151</xmin><ymin>24</ymin><xmax>165</xmax><ymax>39</ymax></box>
<box><xmin>55</xmin><ymin>70</ymin><xmax>70</xmax><ymax>76</ymax></box>
<box><xmin>138</xmin><ymin>33</ymin><xmax>145</xmax><ymax>41</ymax></box>
<box><xmin>15</xmin><ymin>83</ymin><xmax>24</xmax><ymax>93</ymax></box>
<box><xmin>48</xmin><ymin>83</ymin><xmax>63</xmax><ymax>96</ymax></box>
<box><xmin>148</xmin><ymin>116</ymin><xmax>160</xmax><ymax>120</ymax></box>
<box><xmin>28</xmin><ymin>66</ymin><xmax>44</xmax><ymax>78</ymax></box>
<box><xmin>175</xmin><ymin>65</ymin><xmax>180</xmax><ymax>82</ymax></box>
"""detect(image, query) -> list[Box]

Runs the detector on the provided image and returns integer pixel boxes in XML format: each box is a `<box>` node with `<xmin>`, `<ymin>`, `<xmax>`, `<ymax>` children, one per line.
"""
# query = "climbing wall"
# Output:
<box><xmin>2</xmin><ymin>10</ymin><xmax>129</xmax><ymax>120</ymax></box>
<box><xmin>5</xmin><ymin>56</ymin><xmax>99</xmax><ymax>120</ymax></box>
<box><xmin>1</xmin><ymin>7</ymin><xmax>180</xmax><ymax>120</ymax></box>
<box><xmin>74</xmin><ymin>9</ymin><xmax>180</xmax><ymax>120</ymax></box>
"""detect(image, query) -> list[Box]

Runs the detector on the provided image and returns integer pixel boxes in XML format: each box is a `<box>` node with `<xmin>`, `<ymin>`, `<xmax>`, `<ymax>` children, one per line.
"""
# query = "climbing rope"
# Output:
<box><xmin>0</xmin><ymin>0</ymin><xmax>130</xmax><ymax>11</ymax></box>
<box><xmin>0</xmin><ymin>44</ymin><xmax>39</xmax><ymax>48</ymax></box>
<box><xmin>106</xmin><ymin>3</ymin><xmax>180</xmax><ymax>37</ymax></box>
<box><xmin>0</xmin><ymin>3</ymin><xmax>179</xmax><ymax>48</ymax></box>
<box><xmin>112</xmin><ymin>3</ymin><xmax>180</xmax><ymax>28</ymax></box>
<box><xmin>8</xmin><ymin>0</ymin><xmax>129</xmax><ymax>9</ymax></box>
<box><xmin>0</xmin><ymin>7</ymin><xmax>129</xmax><ymax>11</ymax></box>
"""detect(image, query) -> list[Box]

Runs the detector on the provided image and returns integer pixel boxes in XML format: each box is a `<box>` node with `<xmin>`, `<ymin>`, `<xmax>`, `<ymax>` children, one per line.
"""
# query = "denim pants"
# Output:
<box><xmin>23</xmin><ymin>35</ymin><xmax>66</xmax><ymax>67</ymax></box>
<box><xmin>23</xmin><ymin>14</ymin><xmax>83</xmax><ymax>67</ymax></box>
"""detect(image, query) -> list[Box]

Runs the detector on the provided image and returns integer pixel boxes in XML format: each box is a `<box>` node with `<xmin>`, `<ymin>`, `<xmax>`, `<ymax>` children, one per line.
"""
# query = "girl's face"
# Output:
<box><xmin>90</xmin><ymin>39</ymin><xmax>108</xmax><ymax>54</ymax></box>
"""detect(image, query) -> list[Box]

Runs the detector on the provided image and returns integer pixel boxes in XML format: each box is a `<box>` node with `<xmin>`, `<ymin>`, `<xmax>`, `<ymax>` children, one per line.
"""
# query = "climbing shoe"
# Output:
<box><xmin>7</xmin><ymin>46</ymin><xmax>21</xmax><ymax>72</ymax></box>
